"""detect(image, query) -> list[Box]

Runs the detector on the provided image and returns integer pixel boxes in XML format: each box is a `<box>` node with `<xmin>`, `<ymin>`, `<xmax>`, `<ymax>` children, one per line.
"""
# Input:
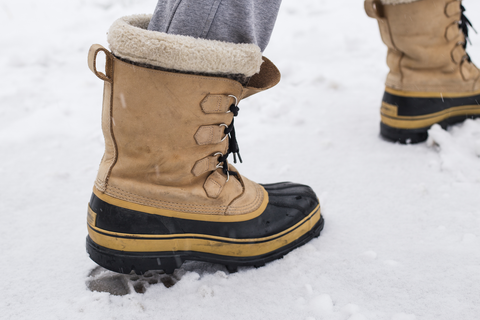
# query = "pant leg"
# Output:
<box><xmin>147</xmin><ymin>0</ymin><xmax>282</xmax><ymax>52</ymax></box>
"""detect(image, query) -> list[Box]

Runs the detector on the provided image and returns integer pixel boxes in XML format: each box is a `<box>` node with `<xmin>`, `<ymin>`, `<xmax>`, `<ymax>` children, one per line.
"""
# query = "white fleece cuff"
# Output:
<box><xmin>381</xmin><ymin>0</ymin><xmax>421</xmax><ymax>4</ymax></box>
<box><xmin>107</xmin><ymin>14</ymin><xmax>263</xmax><ymax>77</ymax></box>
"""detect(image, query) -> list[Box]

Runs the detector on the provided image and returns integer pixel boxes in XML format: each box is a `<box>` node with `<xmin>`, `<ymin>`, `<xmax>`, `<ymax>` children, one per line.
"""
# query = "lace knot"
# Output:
<box><xmin>460</xmin><ymin>4</ymin><xmax>477</xmax><ymax>53</ymax></box>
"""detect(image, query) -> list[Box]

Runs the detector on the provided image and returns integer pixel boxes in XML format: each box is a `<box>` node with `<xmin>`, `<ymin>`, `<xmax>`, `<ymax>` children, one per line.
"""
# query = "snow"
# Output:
<box><xmin>1</xmin><ymin>0</ymin><xmax>480</xmax><ymax>319</ymax></box>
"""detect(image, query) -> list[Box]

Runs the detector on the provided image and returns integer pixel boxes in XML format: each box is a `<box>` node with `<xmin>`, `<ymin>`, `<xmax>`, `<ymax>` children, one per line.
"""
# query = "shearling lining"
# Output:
<box><xmin>381</xmin><ymin>0</ymin><xmax>422</xmax><ymax>4</ymax></box>
<box><xmin>107</xmin><ymin>14</ymin><xmax>263</xmax><ymax>77</ymax></box>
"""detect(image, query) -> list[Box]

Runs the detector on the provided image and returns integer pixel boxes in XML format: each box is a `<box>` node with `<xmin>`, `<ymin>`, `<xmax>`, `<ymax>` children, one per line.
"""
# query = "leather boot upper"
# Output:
<box><xmin>88</xmin><ymin>16</ymin><xmax>280</xmax><ymax>217</ymax></box>
<box><xmin>366</xmin><ymin>0</ymin><xmax>480</xmax><ymax>93</ymax></box>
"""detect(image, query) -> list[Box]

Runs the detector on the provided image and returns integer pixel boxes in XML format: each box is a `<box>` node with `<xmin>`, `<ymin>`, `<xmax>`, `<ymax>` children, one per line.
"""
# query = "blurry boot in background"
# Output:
<box><xmin>85</xmin><ymin>2</ymin><xmax>323</xmax><ymax>275</ymax></box>
<box><xmin>366</xmin><ymin>0</ymin><xmax>480</xmax><ymax>143</ymax></box>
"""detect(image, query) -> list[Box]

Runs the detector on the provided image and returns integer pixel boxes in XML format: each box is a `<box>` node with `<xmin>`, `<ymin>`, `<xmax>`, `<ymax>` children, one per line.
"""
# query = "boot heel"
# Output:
<box><xmin>86</xmin><ymin>237</ymin><xmax>182</xmax><ymax>275</ymax></box>
<box><xmin>380</xmin><ymin>122</ymin><xmax>429</xmax><ymax>144</ymax></box>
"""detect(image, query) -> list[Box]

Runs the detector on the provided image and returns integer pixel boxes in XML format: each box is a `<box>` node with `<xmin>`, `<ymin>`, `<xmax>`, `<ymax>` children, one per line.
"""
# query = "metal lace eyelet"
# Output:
<box><xmin>219</xmin><ymin>124</ymin><xmax>228</xmax><ymax>142</ymax></box>
<box><xmin>228</xmin><ymin>95</ymin><xmax>238</xmax><ymax>106</ymax></box>
<box><xmin>213</xmin><ymin>151</ymin><xmax>229</xmax><ymax>181</ymax></box>
<box><xmin>214</xmin><ymin>152</ymin><xmax>224</xmax><ymax>169</ymax></box>
<box><xmin>226</xmin><ymin>95</ymin><xmax>238</xmax><ymax>113</ymax></box>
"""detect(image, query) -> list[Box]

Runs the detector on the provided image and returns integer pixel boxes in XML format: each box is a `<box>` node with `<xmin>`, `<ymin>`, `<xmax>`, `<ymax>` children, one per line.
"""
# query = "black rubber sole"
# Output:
<box><xmin>86</xmin><ymin>216</ymin><xmax>324</xmax><ymax>275</ymax></box>
<box><xmin>380</xmin><ymin>114</ymin><xmax>479</xmax><ymax>144</ymax></box>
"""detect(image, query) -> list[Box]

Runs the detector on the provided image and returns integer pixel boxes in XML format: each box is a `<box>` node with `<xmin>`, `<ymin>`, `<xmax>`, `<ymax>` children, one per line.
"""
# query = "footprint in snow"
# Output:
<box><xmin>86</xmin><ymin>261</ymin><xmax>233</xmax><ymax>295</ymax></box>
<box><xmin>86</xmin><ymin>266</ymin><xmax>178</xmax><ymax>296</ymax></box>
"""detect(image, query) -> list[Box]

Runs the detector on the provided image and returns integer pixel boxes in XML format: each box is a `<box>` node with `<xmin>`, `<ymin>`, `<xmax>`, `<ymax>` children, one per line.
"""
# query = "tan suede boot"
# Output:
<box><xmin>365</xmin><ymin>0</ymin><xmax>480</xmax><ymax>143</ymax></box>
<box><xmin>86</xmin><ymin>15</ymin><xmax>323</xmax><ymax>274</ymax></box>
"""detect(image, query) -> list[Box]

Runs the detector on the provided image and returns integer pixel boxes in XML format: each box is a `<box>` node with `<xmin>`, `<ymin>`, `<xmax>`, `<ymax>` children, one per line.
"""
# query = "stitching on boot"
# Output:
<box><xmin>107</xmin><ymin>185</ymin><xmax>224</xmax><ymax>208</ymax></box>
<box><xmin>192</xmin><ymin>157</ymin><xmax>216</xmax><ymax>177</ymax></box>
<box><xmin>194</xmin><ymin>126</ymin><xmax>216</xmax><ymax>145</ymax></box>
<box><xmin>205</xmin><ymin>178</ymin><xmax>222</xmax><ymax>199</ymax></box>
<box><xmin>117</xmin><ymin>57</ymin><xmax>250</xmax><ymax>84</ymax></box>
<box><xmin>226</xmin><ymin>181</ymin><xmax>264</xmax><ymax>214</ymax></box>
<box><xmin>105</xmin><ymin>170</ymin><xmax>262</xmax><ymax>215</ymax></box>
<box><xmin>115</xmin><ymin>58</ymin><xmax>246</xmax><ymax>89</ymax></box>
<box><xmin>216</xmin><ymin>96</ymin><xmax>222</xmax><ymax>112</ymax></box>
<box><xmin>97</xmin><ymin>77</ymin><xmax>118</xmax><ymax>190</ymax></box>
<box><xmin>203</xmin><ymin>171</ymin><xmax>227</xmax><ymax>199</ymax></box>
<box><xmin>201</xmin><ymin>95</ymin><xmax>233</xmax><ymax>114</ymax></box>
<box><xmin>105</xmin><ymin>83</ymin><xmax>118</xmax><ymax>189</ymax></box>
<box><xmin>106</xmin><ymin>186</ymin><xmax>229</xmax><ymax>214</ymax></box>
<box><xmin>94</xmin><ymin>179</ymin><xmax>106</xmax><ymax>191</ymax></box>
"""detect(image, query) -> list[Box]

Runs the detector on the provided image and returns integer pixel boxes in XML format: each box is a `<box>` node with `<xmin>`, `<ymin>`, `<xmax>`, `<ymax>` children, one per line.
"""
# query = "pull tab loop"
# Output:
<box><xmin>364</xmin><ymin>0</ymin><xmax>385</xmax><ymax>20</ymax></box>
<box><xmin>88</xmin><ymin>44</ymin><xmax>114</xmax><ymax>83</ymax></box>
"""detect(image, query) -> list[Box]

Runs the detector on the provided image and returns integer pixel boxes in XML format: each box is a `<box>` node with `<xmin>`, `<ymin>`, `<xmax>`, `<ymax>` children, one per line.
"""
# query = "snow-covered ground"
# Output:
<box><xmin>1</xmin><ymin>0</ymin><xmax>480</xmax><ymax>319</ymax></box>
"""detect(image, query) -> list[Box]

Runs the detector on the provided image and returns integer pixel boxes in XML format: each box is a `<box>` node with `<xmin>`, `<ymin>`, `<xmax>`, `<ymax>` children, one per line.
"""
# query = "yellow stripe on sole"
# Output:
<box><xmin>87</xmin><ymin>205</ymin><xmax>321</xmax><ymax>257</ymax></box>
<box><xmin>381</xmin><ymin>102</ymin><xmax>480</xmax><ymax>129</ymax></box>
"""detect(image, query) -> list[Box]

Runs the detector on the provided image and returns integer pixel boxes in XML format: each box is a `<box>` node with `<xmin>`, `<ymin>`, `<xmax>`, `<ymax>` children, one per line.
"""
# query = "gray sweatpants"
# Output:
<box><xmin>147</xmin><ymin>0</ymin><xmax>282</xmax><ymax>52</ymax></box>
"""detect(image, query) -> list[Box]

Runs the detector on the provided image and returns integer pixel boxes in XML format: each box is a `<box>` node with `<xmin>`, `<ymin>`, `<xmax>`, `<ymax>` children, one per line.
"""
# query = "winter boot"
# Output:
<box><xmin>365</xmin><ymin>0</ymin><xmax>480</xmax><ymax>143</ymax></box>
<box><xmin>86</xmin><ymin>15</ymin><xmax>323</xmax><ymax>275</ymax></box>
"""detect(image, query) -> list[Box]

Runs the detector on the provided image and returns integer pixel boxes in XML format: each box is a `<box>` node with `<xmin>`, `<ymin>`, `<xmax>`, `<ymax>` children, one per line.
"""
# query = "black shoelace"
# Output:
<box><xmin>217</xmin><ymin>104</ymin><xmax>242</xmax><ymax>177</ymax></box>
<box><xmin>460</xmin><ymin>4</ymin><xmax>477</xmax><ymax>61</ymax></box>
